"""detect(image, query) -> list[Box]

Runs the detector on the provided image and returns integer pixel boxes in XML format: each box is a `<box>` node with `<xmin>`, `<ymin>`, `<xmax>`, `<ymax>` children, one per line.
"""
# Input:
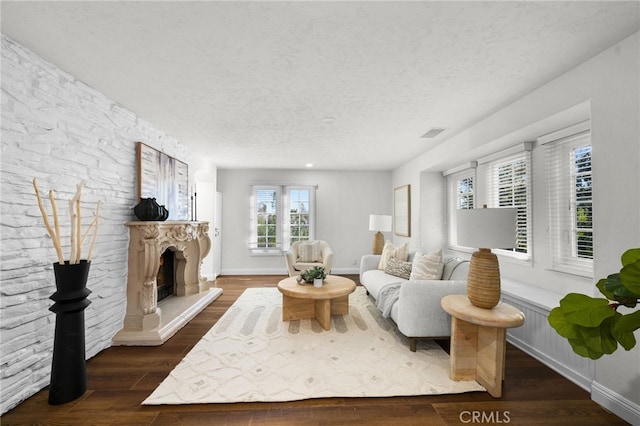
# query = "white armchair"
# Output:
<box><xmin>285</xmin><ymin>240</ymin><xmax>334</xmax><ymax>277</ymax></box>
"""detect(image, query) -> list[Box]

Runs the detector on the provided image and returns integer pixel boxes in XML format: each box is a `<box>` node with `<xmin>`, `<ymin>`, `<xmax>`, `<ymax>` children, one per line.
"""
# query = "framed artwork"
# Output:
<box><xmin>137</xmin><ymin>142</ymin><xmax>189</xmax><ymax>220</ymax></box>
<box><xmin>394</xmin><ymin>184</ymin><xmax>411</xmax><ymax>237</ymax></box>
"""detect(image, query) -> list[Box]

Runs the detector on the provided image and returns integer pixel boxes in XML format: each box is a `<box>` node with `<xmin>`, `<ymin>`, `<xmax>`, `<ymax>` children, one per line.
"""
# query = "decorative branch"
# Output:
<box><xmin>84</xmin><ymin>201</ymin><xmax>101</xmax><ymax>262</ymax></box>
<box><xmin>67</xmin><ymin>181</ymin><xmax>85</xmax><ymax>264</ymax></box>
<box><xmin>32</xmin><ymin>178</ymin><xmax>99</xmax><ymax>265</ymax></box>
<box><xmin>32</xmin><ymin>179</ymin><xmax>64</xmax><ymax>264</ymax></box>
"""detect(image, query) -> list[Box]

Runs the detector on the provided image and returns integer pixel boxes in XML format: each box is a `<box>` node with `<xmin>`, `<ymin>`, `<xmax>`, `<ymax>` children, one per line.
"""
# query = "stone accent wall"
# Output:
<box><xmin>0</xmin><ymin>35</ymin><xmax>192</xmax><ymax>414</ymax></box>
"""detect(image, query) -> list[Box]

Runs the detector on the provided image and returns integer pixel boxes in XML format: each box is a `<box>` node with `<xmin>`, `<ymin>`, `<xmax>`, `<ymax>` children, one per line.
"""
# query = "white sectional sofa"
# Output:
<box><xmin>359</xmin><ymin>253</ymin><xmax>469</xmax><ymax>351</ymax></box>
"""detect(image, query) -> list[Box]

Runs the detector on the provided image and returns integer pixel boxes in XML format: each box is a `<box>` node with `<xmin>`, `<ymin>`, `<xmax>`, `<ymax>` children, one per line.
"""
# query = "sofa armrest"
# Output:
<box><xmin>322</xmin><ymin>246</ymin><xmax>334</xmax><ymax>273</ymax></box>
<box><xmin>285</xmin><ymin>248</ymin><xmax>297</xmax><ymax>277</ymax></box>
<box><xmin>395</xmin><ymin>280</ymin><xmax>467</xmax><ymax>338</ymax></box>
<box><xmin>360</xmin><ymin>255</ymin><xmax>381</xmax><ymax>277</ymax></box>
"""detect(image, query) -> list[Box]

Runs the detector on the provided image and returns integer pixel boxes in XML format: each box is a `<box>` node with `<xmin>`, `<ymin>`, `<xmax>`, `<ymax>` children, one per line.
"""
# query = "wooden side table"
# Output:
<box><xmin>440</xmin><ymin>294</ymin><xmax>525</xmax><ymax>398</ymax></box>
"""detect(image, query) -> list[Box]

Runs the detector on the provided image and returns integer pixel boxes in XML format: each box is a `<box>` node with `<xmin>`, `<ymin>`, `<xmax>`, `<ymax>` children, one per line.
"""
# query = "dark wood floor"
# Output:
<box><xmin>1</xmin><ymin>275</ymin><xmax>627</xmax><ymax>425</ymax></box>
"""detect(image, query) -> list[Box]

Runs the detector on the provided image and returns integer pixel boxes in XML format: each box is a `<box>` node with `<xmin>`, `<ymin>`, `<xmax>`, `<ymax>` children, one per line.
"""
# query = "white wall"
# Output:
<box><xmin>0</xmin><ymin>36</ymin><xmax>196</xmax><ymax>414</ymax></box>
<box><xmin>217</xmin><ymin>169</ymin><xmax>392</xmax><ymax>274</ymax></box>
<box><xmin>392</xmin><ymin>32</ymin><xmax>640</xmax><ymax>422</ymax></box>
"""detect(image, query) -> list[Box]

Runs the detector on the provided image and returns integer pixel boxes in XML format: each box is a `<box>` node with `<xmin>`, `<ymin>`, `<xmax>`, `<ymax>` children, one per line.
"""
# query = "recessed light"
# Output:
<box><xmin>305</xmin><ymin>163</ymin><xmax>314</xmax><ymax>168</ymax></box>
<box><xmin>321</xmin><ymin>116</ymin><xmax>336</xmax><ymax>124</ymax></box>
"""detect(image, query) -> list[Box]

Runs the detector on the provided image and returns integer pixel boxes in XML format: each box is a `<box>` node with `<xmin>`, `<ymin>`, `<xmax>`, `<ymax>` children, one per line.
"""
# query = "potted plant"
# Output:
<box><xmin>548</xmin><ymin>248</ymin><xmax>640</xmax><ymax>359</ymax></box>
<box><xmin>297</xmin><ymin>266</ymin><xmax>327</xmax><ymax>287</ymax></box>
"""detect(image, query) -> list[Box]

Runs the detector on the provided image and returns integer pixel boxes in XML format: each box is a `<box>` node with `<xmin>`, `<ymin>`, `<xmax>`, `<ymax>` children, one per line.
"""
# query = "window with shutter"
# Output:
<box><xmin>543</xmin><ymin>125</ymin><xmax>593</xmax><ymax>277</ymax></box>
<box><xmin>445</xmin><ymin>167</ymin><xmax>476</xmax><ymax>249</ymax></box>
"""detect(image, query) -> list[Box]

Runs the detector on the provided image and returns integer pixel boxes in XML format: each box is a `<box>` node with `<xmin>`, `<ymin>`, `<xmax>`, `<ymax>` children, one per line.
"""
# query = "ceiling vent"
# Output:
<box><xmin>421</xmin><ymin>128</ymin><xmax>446</xmax><ymax>138</ymax></box>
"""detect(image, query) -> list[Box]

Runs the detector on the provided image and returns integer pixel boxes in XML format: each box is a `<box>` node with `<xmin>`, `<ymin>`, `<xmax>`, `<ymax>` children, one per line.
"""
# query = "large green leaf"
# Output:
<box><xmin>611</xmin><ymin>313</ymin><xmax>637</xmax><ymax>351</ymax></box>
<box><xmin>596</xmin><ymin>278</ymin><xmax>615</xmax><ymax>300</ymax></box>
<box><xmin>578</xmin><ymin>319</ymin><xmax>618</xmax><ymax>355</ymax></box>
<box><xmin>568</xmin><ymin>337</ymin><xmax>608</xmax><ymax>360</ymax></box>
<box><xmin>559</xmin><ymin>294</ymin><xmax>616</xmax><ymax>327</ymax></box>
<box><xmin>621</xmin><ymin>248</ymin><xmax>640</xmax><ymax>267</ymax></box>
<box><xmin>602</xmin><ymin>273</ymin><xmax>639</xmax><ymax>306</ymax></box>
<box><xmin>613</xmin><ymin>310</ymin><xmax>640</xmax><ymax>334</ymax></box>
<box><xmin>620</xmin><ymin>262</ymin><xmax>640</xmax><ymax>295</ymax></box>
<box><xmin>548</xmin><ymin>307</ymin><xmax>581</xmax><ymax>339</ymax></box>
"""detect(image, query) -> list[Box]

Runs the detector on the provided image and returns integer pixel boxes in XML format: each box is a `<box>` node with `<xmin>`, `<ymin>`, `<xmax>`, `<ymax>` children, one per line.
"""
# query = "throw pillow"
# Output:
<box><xmin>297</xmin><ymin>241</ymin><xmax>322</xmax><ymax>262</ymax></box>
<box><xmin>384</xmin><ymin>257</ymin><xmax>412</xmax><ymax>280</ymax></box>
<box><xmin>378</xmin><ymin>241</ymin><xmax>409</xmax><ymax>270</ymax></box>
<box><xmin>410</xmin><ymin>249</ymin><xmax>444</xmax><ymax>280</ymax></box>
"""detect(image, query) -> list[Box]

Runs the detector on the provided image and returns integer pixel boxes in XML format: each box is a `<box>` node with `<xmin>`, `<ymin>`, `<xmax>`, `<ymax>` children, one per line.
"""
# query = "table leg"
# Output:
<box><xmin>282</xmin><ymin>295</ymin><xmax>314</xmax><ymax>321</ymax></box>
<box><xmin>331</xmin><ymin>295</ymin><xmax>349</xmax><ymax>315</ymax></box>
<box><xmin>315</xmin><ymin>299</ymin><xmax>331</xmax><ymax>330</ymax></box>
<box><xmin>476</xmin><ymin>325</ymin><xmax>506</xmax><ymax>398</ymax></box>
<box><xmin>449</xmin><ymin>317</ymin><xmax>478</xmax><ymax>381</ymax></box>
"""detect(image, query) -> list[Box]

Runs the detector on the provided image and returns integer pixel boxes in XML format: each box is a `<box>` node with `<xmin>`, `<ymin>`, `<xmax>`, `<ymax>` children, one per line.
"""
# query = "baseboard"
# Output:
<box><xmin>591</xmin><ymin>381</ymin><xmax>640</xmax><ymax>425</ymax></box>
<box><xmin>506</xmin><ymin>334</ymin><xmax>593</xmax><ymax>392</ymax></box>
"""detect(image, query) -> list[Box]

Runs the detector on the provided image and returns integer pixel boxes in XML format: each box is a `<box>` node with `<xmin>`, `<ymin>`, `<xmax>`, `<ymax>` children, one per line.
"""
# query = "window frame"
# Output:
<box><xmin>249</xmin><ymin>184</ymin><xmax>316</xmax><ymax>255</ymax></box>
<box><xmin>446</xmin><ymin>143</ymin><xmax>532</xmax><ymax>262</ymax></box>
<box><xmin>445</xmin><ymin>166</ymin><xmax>477</xmax><ymax>250</ymax></box>
<box><xmin>250</xmin><ymin>185</ymin><xmax>282</xmax><ymax>254</ymax></box>
<box><xmin>481</xmin><ymin>150</ymin><xmax>532</xmax><ymax>260</ymax></box>
<box><xmin>541</xmin><ymin>122</ymin><xmax>593</xmax><ymax>277</ymax></box>
<box><xmin>283</xmin><ymin>186</ymin><xmax>316</xmax><ymax>248</ymax></box>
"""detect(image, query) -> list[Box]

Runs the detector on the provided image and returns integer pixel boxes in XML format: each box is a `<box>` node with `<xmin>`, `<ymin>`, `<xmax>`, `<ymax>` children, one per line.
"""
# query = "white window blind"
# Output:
<box><xmin>445</xmin><ymin>167</ymin><xmax>476</xmax><ymax>249</ymax></box>
<box><xmin>543</xmin><ymin>127</ymin><xmax>593</xmax><ymax>277</ymax></box>
<box><xmin>479</xmin><ymin>148</ymin><xmax>532</xmax><ymax>259</ymax></box>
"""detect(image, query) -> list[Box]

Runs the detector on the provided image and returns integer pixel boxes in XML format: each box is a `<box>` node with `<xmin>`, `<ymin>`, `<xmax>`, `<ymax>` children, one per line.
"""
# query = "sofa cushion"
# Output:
<box><xmin>378</xmin><ymin>241</ymin><xmax>409</xmax><ymax>270</ymax></box>
<box><xmin>292</xmin><ymin>261</ymin><xmax>324</xmax><ymax>272</ymax></box>
<box><xmin>297</xmin><ymin>241</ymin><xmax>322</xmax><ymax>262</ymax></box>
<box><xmin>409</xmin><ymin>249</ymin><xmax>444</xmax><ymax>280</ymax></box>
<box><xmin>442</xmin><ymin>258</ymin><xmax>470</xmax><ymax>280</ymax></box>
<box><xmin>384</xmin><ymin>257</ymin><xmax>412</xmax><ymax>279</ymax></box>
<box><xmin>360</xmin><ymin>269</ymin><xmax>407</xmax><ymax>299</ymax></box>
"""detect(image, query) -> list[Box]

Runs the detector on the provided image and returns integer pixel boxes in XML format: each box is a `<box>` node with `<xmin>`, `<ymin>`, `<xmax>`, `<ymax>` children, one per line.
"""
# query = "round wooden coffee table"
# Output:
<box><xmin>277</xmin><ymin>275</ymin><xmax>356</xmax><ymax>330</ymax></box>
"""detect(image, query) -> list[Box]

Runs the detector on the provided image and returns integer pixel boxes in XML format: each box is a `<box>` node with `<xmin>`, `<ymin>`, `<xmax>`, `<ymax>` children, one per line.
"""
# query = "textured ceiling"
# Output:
<box><xmin>2</xmin><ymin>1</ymin><xmax>639</xmax><ymax>170</ymax></box>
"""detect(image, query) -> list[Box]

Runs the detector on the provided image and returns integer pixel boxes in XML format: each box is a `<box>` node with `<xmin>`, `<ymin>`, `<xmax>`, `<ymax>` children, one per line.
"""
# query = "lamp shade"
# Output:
<box><xmin>457</xmin><ymin>208</ymin><xmax>517</xmax><ymax>249</ymax></box>
<box><xmin>369</xmin><ymin>214</ymin><xmax>392</xmax><ymax>232</ymax></box>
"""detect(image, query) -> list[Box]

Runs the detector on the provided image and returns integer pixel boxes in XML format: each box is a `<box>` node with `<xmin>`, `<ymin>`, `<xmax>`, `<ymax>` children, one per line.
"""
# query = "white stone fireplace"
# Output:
<box><xmin>112</xmin><ymin>221</ymin><xmax>222</xmax><ymax>345</ymax></box>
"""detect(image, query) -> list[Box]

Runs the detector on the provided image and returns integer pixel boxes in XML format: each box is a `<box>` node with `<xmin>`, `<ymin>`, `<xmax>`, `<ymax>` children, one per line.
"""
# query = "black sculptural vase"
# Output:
<box><xmin>48</xmin><ymin>260</ymin><xmax>92</xmax><ymax>405</ymax></box>
<box><xmin>133</xmin><ymin>197</ymin><xmax>168</xmax><ymax>221</ymax></box>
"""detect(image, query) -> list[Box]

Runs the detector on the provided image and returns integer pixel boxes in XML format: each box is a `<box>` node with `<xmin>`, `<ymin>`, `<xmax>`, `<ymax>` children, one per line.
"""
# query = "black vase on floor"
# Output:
<box><xmin>48</xmin><ymin>260</ymin><xmax>92</xmax><ymax>405</ymax></box>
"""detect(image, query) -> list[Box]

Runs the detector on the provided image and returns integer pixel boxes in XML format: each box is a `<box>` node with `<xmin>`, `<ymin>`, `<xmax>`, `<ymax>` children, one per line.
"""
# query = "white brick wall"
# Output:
<box><xmin>0</xmin><ymin>35</ymin><xmax>193</xmax><ymax>414</ymax></box>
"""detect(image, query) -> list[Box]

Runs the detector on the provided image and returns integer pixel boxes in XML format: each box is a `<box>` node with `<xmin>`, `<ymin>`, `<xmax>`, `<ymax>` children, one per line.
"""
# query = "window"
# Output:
<box><xmin>250</xmin><ymin>185</ymin><xmax>316</xmax><ymax>254</ymax></box>
<box><xmin>542</xmin><ymin>123</ymin><xmax>592</xmax><ymax>276</ymax></box>
<box><xmin>286</xmin><ymin>187</ymin><xmax>313</xmax><ymax>245</ymax></box>
<box><xmin>446</xmin><ymin>143</ymin><xmax>532</xmax><ymax>261</ymax></box>
<box><xmin>445</xmin><ymin>166</ymin><xmax>476</xmax><ymax>248</ymax></box>
<box><xmin>483</xmin><ymin>152</ymin><xmax>531</xmax><ymax>256</ymax></box>
<box><xmin>253</xmin><ymin>186</ymin><xmax>280</xmax><ymax>250</ymax></box>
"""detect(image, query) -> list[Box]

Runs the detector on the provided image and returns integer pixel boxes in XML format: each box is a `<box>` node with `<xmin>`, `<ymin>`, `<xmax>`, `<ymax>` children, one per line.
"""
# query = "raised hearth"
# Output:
<box><xmin>112</xmin><ymin>221</ymin><xmax>222</xmax><ymax>346</ymax></box>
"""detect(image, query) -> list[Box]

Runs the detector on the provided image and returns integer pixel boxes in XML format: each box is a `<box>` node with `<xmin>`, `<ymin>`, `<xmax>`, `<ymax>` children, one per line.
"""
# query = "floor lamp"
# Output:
<box><xmin>369</xmin><ymin>214</ymin><xmax>392</xmax><ymax>255</ymax></box>
<box><xmin>456</xmin><ymin>207</ymin><xmax>517</xmax><ymax>309</ymax></box>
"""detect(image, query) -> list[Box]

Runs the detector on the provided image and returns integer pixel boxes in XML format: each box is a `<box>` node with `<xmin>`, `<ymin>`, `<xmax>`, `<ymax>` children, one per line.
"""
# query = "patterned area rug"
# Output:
<box><xmin>143</xmin><ymin>286</ymin><xmax>484</xmax><ymax>404</ymax></box>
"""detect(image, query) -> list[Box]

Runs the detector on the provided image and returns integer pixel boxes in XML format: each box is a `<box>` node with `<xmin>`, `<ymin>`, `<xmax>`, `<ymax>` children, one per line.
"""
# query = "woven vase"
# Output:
<box><xmin>466</xmin><ymin>248</ymin><xmax>501</xmax><ymax>309</ymax></box>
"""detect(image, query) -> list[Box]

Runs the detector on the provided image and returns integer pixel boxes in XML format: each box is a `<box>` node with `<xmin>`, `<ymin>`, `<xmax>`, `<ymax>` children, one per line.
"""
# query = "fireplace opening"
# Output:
<box><xmin>157</xmin><ymin>249</ymin><xmax>175</xmax><ymax>302</ymax></box>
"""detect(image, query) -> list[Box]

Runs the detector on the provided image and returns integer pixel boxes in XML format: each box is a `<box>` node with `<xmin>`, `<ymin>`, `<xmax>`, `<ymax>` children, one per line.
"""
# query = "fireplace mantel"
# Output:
<box><xmin>112</xmin><ymin>221</ymin><xmax>222</xmax><ymax>346</ymax></box>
